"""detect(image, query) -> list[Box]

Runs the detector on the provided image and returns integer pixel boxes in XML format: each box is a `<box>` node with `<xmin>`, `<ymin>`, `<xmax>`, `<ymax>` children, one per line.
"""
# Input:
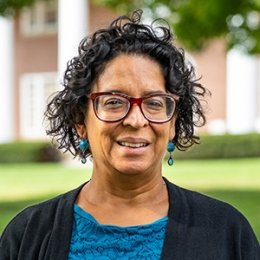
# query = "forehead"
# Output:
<box><xmin>93</xmin><ymin>54</ymin><xmax>166</xmax><ymax>95</ymax></box>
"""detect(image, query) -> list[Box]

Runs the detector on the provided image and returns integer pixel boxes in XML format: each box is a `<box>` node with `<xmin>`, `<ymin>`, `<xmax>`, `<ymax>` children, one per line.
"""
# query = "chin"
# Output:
<box><xmin>114</xmin><ymin>161</ymin><xmax>152</xmax><ymax>175</ymax></box>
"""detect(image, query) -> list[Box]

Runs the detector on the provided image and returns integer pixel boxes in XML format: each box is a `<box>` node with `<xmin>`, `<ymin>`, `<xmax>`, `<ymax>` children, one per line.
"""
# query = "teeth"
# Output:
<box><xmin>119</xmin><ymin>142</ymin><xmax>147</xmax><ymax>148</ymax></box>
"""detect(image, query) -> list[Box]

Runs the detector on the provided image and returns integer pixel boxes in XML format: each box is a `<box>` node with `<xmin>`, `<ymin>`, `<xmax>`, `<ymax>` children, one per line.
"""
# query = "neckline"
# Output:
<box><xmin>74</xmin><ymin>204</ymin><xmax>168</xmax><ymax>229</ymax></box>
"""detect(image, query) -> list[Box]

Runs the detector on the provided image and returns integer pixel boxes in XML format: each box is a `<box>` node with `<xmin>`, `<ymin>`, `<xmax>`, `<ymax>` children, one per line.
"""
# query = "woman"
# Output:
<box><xmin>0</xmin><ymin>10</ymin><xmax>259</xmax><ymax>260</ymax></box>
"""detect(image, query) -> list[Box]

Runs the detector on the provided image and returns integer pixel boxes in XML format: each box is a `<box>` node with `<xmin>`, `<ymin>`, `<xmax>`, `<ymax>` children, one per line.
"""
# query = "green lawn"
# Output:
<box><xmin>0</xmin><ymin>158</ymin><xmax>259</xmax><ymax>241</ymax></box>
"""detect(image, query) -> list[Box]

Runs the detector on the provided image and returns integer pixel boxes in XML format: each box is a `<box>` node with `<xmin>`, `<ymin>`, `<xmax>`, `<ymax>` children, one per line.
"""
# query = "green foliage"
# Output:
<box><xmin>172</xmin><ymin>0</ymin><xmax>241</xmax><ymax>50</ymax></box>
<box><xmin>2</xmin><ymin>0</ymin><xmax>260</xmax><ymax>53</ymax></box>
<box><xmin>0</xmin><ymin>141</ymin><xmax>61</xmax><ymax>163</ymax></box>
<box><xmin>94</xmin><ymin>0</ymin><xmax>260</xmax><ymax>54</ymax></box>
<box><xmin>174</xmin><ymin>133</ymin><xmax>260</xmax><ymax>160</ymax></box>
<box><xmin>0</xmin><ymin>0</ymin><xmax>36</xmax><ymax>16</ymax></box>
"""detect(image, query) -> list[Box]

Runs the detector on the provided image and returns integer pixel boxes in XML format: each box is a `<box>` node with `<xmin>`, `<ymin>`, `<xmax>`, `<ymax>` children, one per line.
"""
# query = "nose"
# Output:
<box><xmin>122</xmin><ymin>104</ymin><xmax>149</xmax><ymax>128</ymax></box>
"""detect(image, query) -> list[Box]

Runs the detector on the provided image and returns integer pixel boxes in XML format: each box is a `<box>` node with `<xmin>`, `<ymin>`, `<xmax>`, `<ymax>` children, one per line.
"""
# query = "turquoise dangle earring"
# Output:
<box><xmin>167</xmin><ymin>141</ymin><xmax>175</xmax><ymax>166</ymax></box>
<box><xmin>79</xmin><ymin>139</ymin><xmax>89</xmax><ymax>164</ymax></box>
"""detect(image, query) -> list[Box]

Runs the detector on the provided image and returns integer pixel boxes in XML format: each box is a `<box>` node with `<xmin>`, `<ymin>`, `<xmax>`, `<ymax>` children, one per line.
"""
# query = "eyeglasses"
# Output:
<box><xmin>89</xmin><ymin>92</ymin><xmax>179</xmax><ymax>123</ymax></box>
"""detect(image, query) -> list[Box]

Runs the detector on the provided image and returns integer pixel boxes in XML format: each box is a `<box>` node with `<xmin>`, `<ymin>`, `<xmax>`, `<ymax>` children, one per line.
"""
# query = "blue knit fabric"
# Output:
<box><xmin>68</xmin><ymin>204</ymin><xmax>168</xmax><ymax>260</ymax></box>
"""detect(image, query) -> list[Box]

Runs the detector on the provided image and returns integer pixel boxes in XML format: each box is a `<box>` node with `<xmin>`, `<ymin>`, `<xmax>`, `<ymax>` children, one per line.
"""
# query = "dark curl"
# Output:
<box><xmin>44</xmin><ymin>10</ymin><xmax>209</xmax><ymax>158</ymax></box>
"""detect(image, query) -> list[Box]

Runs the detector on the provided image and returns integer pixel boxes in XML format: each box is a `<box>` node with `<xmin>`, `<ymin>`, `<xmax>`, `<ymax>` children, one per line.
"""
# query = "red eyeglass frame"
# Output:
<box><xmin>89</xmin><ymin>92</ymin><xmax>180</xmax><ymax>123</ymax></box>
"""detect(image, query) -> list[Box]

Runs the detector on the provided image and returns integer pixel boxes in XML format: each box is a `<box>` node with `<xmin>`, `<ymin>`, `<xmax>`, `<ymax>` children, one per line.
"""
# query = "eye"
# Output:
<box><xmin>145</xmin><ymin>98</ymin><xmax>164</xmax><ymax>110</ymax></box>
<box><xmin>105</xmin><ymin>98</ymin><xmax>122</xmax><ymax>105</ymax></box>
<box><xmin>102</xmin><ymin>97</ymin><xmax>127</xmax><ymax>109</ymax></box>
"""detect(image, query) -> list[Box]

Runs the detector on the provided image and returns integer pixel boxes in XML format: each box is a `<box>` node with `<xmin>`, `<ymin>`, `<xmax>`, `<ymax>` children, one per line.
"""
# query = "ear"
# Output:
<box><xmin>169</xmin><ymin>117</ymin><xmax>177</xmax><ymax>141</ymax></box>
<box><xmin>75</xmin><ymin>123</ymin><xmax>87</xmax><ymax>139</ymax></box>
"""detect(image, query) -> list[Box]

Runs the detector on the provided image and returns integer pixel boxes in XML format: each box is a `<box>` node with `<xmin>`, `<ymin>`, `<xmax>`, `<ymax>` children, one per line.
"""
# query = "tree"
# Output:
<box><xmin>0</xmin><ymin>0</ymin><xmax>36</xmax><ymax>16</ymax></box>
<box><xmin>93</xmin><ymin>0</ymin><xmax>260</xmax><ymax>54</ymax></box>
<box><xmin>2</xmin><ymin>0</ymin><xmax>260</xmax><ymax>53</ymax></box>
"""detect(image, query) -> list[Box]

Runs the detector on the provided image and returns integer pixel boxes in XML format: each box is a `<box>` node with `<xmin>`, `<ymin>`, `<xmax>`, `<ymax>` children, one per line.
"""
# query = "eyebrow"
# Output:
<box><xmin>101</xmin><ymin>89</ymin><xmax>167</xmax><ymax>96</ymax></box>
<box><xmin>142</xmin><ymin>90</ymin><xmax>166</xmax><ymax>96</ymax></box>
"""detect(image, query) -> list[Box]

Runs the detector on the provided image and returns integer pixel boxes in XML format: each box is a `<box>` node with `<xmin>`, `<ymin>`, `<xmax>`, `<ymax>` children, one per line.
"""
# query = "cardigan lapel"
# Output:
<box><xmin>44</xmin><ymin>183</ymin><xmax>85</xmax><ymax>259</ymax></box>
<box><xmin>161</xmin><ymin>178</ymin><xmax>189</xmax><ymax>260</ymax></box>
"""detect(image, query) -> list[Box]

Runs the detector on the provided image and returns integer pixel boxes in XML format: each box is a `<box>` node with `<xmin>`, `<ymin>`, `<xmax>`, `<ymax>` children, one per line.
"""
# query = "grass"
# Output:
<box><xmin>0</xmin><ymin>158</ymin><xmax>259</xmax><ymax>241</ymax></box>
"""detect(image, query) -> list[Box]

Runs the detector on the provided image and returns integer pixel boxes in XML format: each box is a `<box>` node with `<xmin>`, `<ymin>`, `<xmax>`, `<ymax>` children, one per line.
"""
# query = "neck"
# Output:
<box><xmin>82</xmin><ymin>166</ymin><xmax>165</xmax><ymax>205</ymax></box>
<box><xmin>77</xmin><ymin>164</ymin><xmax>169</xmax><ymax>226</ymax></box>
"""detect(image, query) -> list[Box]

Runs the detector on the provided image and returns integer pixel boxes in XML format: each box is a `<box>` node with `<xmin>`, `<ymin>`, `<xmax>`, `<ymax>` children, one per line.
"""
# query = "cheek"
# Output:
<box><xmin>151</xmin><ymin>124</ymin><xmax>173</xmax><ymax>148</ymax></box>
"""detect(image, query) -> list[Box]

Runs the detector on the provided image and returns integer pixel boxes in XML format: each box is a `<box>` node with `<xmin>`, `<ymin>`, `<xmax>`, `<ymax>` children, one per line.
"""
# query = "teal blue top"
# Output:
<box><xmin>68</xmin><ymin>204</ymin><xmax>168</xmax><ymax>259</ymax></box>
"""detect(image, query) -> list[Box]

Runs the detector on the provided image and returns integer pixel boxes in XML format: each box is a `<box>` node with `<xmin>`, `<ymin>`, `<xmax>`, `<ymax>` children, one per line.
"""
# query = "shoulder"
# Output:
<box><xmin>165</xmin><ymin>179</ymin><xmax>260</xmax><ymax>258</ymax></box>
<box><xmin>0</xmin><ymin>184</ymin><xmax>84</xmax><ymax>259</ymax></box>
<box><xmin>165</xmin><ymin>178</ymin><xmax>249</xmax><ymax>225</ymax></box>
<box><xmin>5</xmin><ymin>184</ymin><xmax>82</xmax><ymax>225</ymax></box>
<box><xmin>162</xmin><ymin>178</ymin><xmax>260</xmax><ymax>258</ymax></box>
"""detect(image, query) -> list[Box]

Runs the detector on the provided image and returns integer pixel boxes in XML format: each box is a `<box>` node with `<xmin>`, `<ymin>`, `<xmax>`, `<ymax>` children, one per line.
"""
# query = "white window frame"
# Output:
<box><xmin>20</xmin><ymin>72</ymin><xmax>59</xmax><ymax>139</ymax></box>
<box><xmin>20</xmin><ymin>0</ymin><xmax>57</xmax><ymax>36</ymax></box>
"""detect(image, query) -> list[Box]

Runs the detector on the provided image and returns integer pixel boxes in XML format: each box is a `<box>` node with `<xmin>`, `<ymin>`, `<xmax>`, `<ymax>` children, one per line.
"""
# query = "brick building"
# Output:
<box><xmin>0</xmin><ymin>0</ymin><xmax>259</xmax><ymax>143</ymax></box>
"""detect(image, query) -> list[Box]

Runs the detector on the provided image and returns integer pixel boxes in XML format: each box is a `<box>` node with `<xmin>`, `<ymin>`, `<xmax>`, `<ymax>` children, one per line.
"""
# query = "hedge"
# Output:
<box><xmin>0</xmin><ymin>134</ymin><xmax>259</xmax><ymax>163</ymax></box>
<box><xmin>174</xmin><ymin>133</ymin><xmax>260</xmax><ymax>160</ymax></box>
<box><xmin>0</xmin><ymin>141</ymin><xmax>61</xmax><ymax>163</ymax></box>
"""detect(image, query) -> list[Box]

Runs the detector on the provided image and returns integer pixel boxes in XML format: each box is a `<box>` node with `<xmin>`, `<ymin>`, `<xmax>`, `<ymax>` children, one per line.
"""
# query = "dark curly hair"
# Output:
<box><xmin>44</xmin><ymin>10</ymin><xmax>209</xmax><ymax>158</ymax></box>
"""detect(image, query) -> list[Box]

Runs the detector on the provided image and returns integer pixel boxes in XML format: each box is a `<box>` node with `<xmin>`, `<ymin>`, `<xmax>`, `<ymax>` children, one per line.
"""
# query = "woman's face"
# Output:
<box><xmin>77</xmin><ymin>54</ymin><xmax>176</xmax><ymax>176</ymax></box>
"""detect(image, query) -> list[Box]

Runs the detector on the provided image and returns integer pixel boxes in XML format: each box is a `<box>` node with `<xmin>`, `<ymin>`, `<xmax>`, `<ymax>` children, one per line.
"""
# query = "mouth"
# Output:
<box><xmin>117</xmin><ymin>141</ymin><xmax>149</xmax><ymax>148</ymax></box>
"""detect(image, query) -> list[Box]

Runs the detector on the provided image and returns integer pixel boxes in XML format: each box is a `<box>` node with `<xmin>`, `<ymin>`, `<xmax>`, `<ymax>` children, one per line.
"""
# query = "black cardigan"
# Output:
<box><xmin>0</xmin><ymin>179</ymin><xmax>259</xmax><ymax>259</ymax></box>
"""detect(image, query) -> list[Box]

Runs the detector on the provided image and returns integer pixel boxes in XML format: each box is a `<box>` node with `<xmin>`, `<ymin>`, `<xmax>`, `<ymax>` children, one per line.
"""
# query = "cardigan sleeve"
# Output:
<box><xmin>186</xmin><ymin>188</ymin><xmax>260</xmax><ymax>259</ymax></box>
<box><xmin>163</xmin><ymin>180</ymin><xmax>260</xmax><ymax>260</ymax></box>
<box><xmin>0</xmin><ymin>199</ymin><xmax>64</xmax><ymax>260</ymax></box>
<box><xmin>0</xmin><ymin>202</ymin><xmax>60</xmax><ymax>260</ymax></box>
<box><xmin>231</xmin><ymin>209</ymin><xmax>260</xmax><ymax>259</ymax></box>
<box><xmin>0</xmin><ymin>210</ymin><xmax>28</xmax><ymax>260</ymax></box>
<box><xmin>0</xmin><ymin>187</ymin><xmax>80</xmax><ymax>260</ymax></box>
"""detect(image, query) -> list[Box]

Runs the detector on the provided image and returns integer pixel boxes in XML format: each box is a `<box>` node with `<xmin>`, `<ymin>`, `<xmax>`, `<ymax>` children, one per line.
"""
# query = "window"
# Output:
<box><xmin>20</xmin><ymin>0</ymin><xmax>57</xmax><ymax>36</ymax></box>
<box><xmin>20</xmin><ymin>72</ymin><xmax>59</xmax><ymax>139</ymax></box>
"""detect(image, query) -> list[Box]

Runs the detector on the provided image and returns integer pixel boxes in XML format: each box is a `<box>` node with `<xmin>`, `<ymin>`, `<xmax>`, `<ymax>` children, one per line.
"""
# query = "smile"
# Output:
<box><xmin>118</xmin><ymin>141</ymin><xmax>148</xmax><ymax>148</ymax></box>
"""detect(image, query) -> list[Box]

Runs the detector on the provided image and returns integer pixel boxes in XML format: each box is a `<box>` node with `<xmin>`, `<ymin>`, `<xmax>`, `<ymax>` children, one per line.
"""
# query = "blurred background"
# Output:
<box><xmin>0</xmin><ymin>0</ymin><xmax>259</xmax><ymax>240</ymax></box>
